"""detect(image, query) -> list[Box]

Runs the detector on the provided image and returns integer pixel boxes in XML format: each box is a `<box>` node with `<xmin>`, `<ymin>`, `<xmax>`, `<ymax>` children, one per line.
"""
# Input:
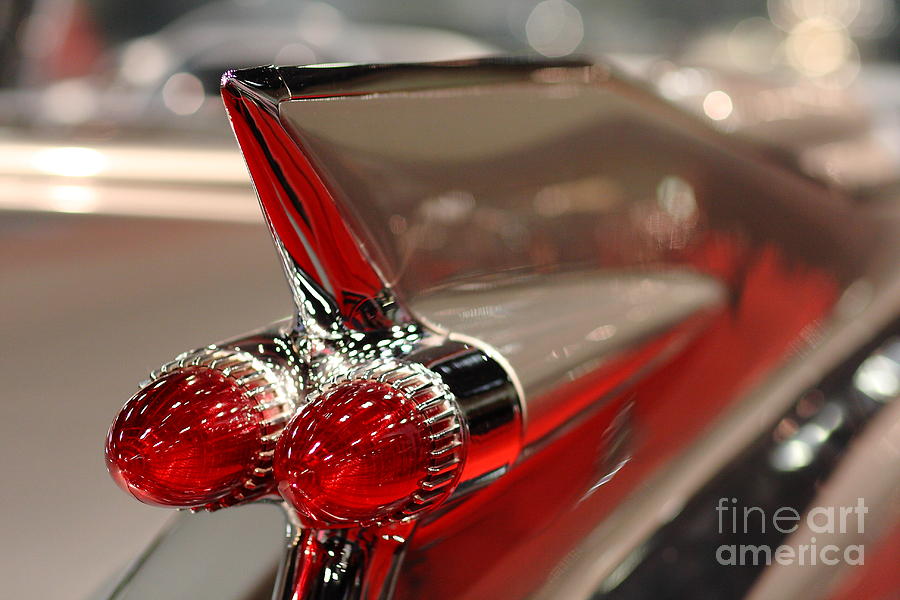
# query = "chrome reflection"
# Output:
<box><xmin>214</xmin><ymin>59</ymin><xmax>865</xmax><ymax>600</ymax></box>
<box><xmin>579</xmin><ymin>400</ymin><xmax>633</xmax><ymax>503</ymax></box>
<box><xmin>853</xmin><ymin>338</ymin><xmax>900</xmax><ymax>402</ymax></box>
<box><xmin>771</xmin><ymin>401</ymin><xmax>845</xmax><ymax>472</ymax></box>
<box><xmin>413</xmin><ymin>269</ymin><xmax>724</xmax><ymax>434</ymax></box>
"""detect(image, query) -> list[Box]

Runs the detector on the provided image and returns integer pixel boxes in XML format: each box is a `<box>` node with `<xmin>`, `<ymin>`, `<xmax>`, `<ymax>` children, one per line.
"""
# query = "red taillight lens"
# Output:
<box><xmin>274</xmin><ymin>373</ymin><xmax>465</xmax><ymax>527</ymax></box>
<box><xmin>106</xmin><ymin>366</ymin><xmax>273</xmax><ymax>508</ymax></box>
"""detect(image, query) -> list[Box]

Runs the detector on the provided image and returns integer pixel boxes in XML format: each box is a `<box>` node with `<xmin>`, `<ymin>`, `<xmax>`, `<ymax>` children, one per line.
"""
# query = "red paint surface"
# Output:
<box><xmin>398</xmin><ymin>238</ymin><xmax>839</xmax><ymax>599</ymax></box>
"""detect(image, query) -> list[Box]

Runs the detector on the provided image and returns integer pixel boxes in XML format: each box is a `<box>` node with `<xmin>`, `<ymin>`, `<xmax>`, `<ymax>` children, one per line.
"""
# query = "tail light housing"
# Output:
<box><xmin>105</xmin><ymin>347</ymin><xmax>295</xmax><ymax>510</ymax></box>
<box><xmin>274</xmin><ymin>362</ymin><xmax>466</xmax><ymax>527</ymax></box>
<box><xmin>106</xmin><ymin>334</ymin><xmax>521</xmax><ymax>522</ymax></box>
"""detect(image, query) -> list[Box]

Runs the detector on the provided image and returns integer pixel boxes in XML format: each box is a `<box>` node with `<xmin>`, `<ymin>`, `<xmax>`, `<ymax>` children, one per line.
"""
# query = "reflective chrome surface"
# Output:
<box><xmin>221</xmin><ymin>60</ymin><xmax>530</xmax><ymax>495</ymax></box>
<box><xmin>105</xmin><ymin>57</ymin><xmax>900</xmax><ymax>600</ymax></box>
<box><xmin>274</xmin><ymin>519</ymin><xmax>415</xmax><ymax>600</ymax></box>
<box><xmin>415</xmin><ymin>270</ymin><xmax>723</xmax><ymax>445</ymax></box>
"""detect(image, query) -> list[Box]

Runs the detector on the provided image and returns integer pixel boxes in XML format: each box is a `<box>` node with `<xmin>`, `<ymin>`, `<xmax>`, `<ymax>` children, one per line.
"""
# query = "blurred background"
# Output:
<box><xmin>0</xmin><ymin>1</ymin><xmax>898</xmax><ymax>599</ymax></box>
<box><xmin>1</xmin><ymin>0</ymin><xmax>899</xmax><ymax>207</ymax></box>
<box><xmin>1</xmin><ymin>0</ymin><xmax>899</xmax><ymax>132</ymax></box>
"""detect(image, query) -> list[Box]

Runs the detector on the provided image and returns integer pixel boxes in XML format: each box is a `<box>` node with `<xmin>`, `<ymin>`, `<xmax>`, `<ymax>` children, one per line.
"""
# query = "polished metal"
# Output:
<box><xmin>222</xmin><ymin>57</ymin><xmax>595</xmax><ymax>337</ymax></box>
<box><xmin>273</xmin><ymin>517</ymin><xmax>415</xmax><ymax>600</ymax></box>
<box><xmin>264</xmin><ymin>337</ymin><xmax>520</xmax><ymax>599</ymax></box>
<box><xmin>414</xmin><ymin>270</ymin><xmax>723</xmax><ymax>446</ymax></box>
<box><xmin>218</xmin><ymin>57</ymin><xmax>882</xmax><ymax>599</ymax></box>
<box><xmin>104</xmin><ymin>57</ymin><xmax>900</xmax><ymax>600</ymax></box>
<box><xmin>222</xmin><ymin>60</ymin><xmax>535</xmax><ymax>501</ymax></box>
<box><xmin>403</xmin><ymin>338</ymin><xmax>522</xmax><ymax>490</ymax></box>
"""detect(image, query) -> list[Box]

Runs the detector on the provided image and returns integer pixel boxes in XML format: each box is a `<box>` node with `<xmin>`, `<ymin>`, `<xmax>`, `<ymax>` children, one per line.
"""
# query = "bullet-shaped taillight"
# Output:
<box><xmin>274</xmin><ymin>362</ymin><xmax>466</xmax><ymax>527</ymax></box>
<box><xmin>105</xmin><ymin>349</ymin><xmax>294</xmax><ymax>509</ymax></box>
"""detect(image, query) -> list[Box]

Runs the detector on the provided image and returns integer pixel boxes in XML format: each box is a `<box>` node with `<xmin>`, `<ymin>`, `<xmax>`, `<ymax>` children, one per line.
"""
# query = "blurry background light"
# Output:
<box><xmin>296</xmin><ymin>2</ymin><xmax>346</xmax><ymax>47</ymax></box>
<box><xmin>39</xmin><ymin>79</ymin><xmax>98</xmax><ymax>125</ymax></box>
<box><xmin>655</xmin><ymin>67</ymin><xmax>709</xmax><ymax>101</ymax></box>
<box><xmin>525</xmin><ymin>0</ymin><xmax>584</xmax><ymax>57</ymax></box>
<box><xmin>771</xmin><ymin>438</ymin><xmax>815</xmax><ymax>471</ymax></box>
<box><xmin>771</xmin><ymin>401</ymin><xmax>846</xmax><ymax>472</ymax></box>
<box><xmin>849</xmin><ymin>0</ymin><xmax>896</xmax><ymax>36</ymax></box>
<box><xmin>727</xmin><ymin>17</ymin><xmax>782</xmax><ymax>73</ymax></box>
<box><xmin>48</xmin><ymin>185</ymin><xmax>99</xmax><ymax>214</ymax></box>
<box><xmin>785</xmin><ymin>16</ymin><xmax>855</xmax><ymax>77</ymax></box>
<box><xmin>119</xmin><ymin>37</ymin><xmax>172</xmax><ymax>86</ymax></box>
<box><xmin>31</xmin><ymin>147</ymin><xmax>108</xmax><ymax>177</ymax></box>
<box><xmin>162</xmin><ymin>72</ymin><xmax>206</xmax><ymax>116</ymax></box>
<box><xmin>702</xmin><ymin>90</ymin><xmax>733</xmax><ymax>121</ymax></box>
<box><xmin>274</xmin><ymin>42</ymin><xmax>317</xmax><ymax>66</ymax></box>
